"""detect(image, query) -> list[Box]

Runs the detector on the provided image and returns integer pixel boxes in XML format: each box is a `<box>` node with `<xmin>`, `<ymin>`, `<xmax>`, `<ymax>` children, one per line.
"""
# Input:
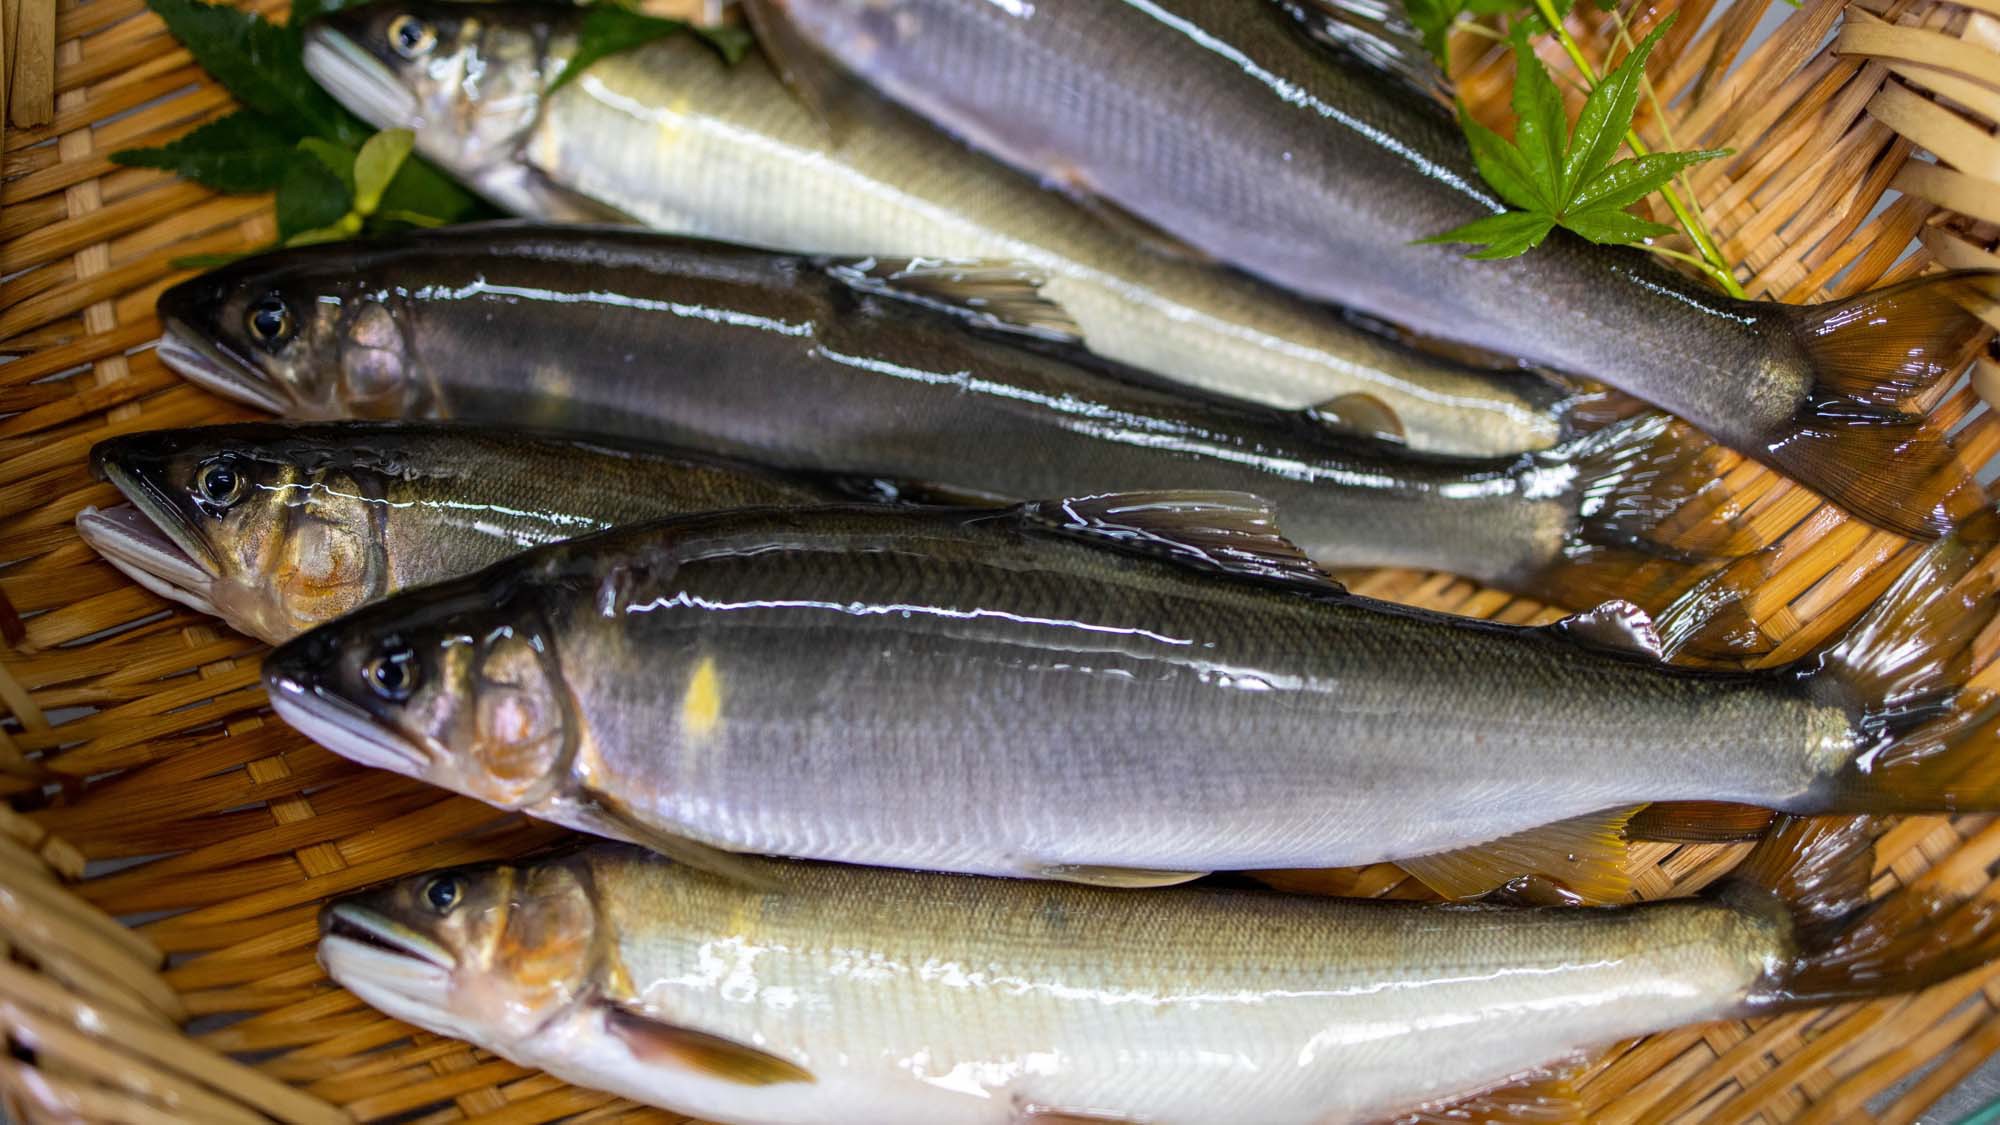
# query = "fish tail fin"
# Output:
<box><xmin>1808</xmin><ymin>531</ymin><xmax>2000</xmax><ymax>811</ymax></box>
<box><xmin>1720</xmin><ymin>815</ymin><xmax>2000</xmax><ymax>1011</ymax></box>
<box><xmin>1762</xmin><ymin>271</ymin><xmax>1998</xmax><ymax>539</ymax></box>
<box><xmin>1515</xmin><ymin>412</ymin><xmax>1782</xmax><ymax>642</ymax></box>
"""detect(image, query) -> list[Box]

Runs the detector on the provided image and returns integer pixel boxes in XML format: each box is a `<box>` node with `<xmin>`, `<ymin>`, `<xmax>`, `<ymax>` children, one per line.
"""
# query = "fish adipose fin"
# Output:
<box><xmin>825</xmin><ymin>257</ymin><xmax>1085</xmax><ymax>343</ymax></box>
<box><xmin>1389</xmin><ymin>1061</ymin><xmax>1587</xmax><ymax>1124</ymax></box>
<box><xmin>1718</xmin><ymin>814</ymin><xmax>2000</xmax><ymax>1012</ymax></box>
<box><xmin>1019</xmin><ymin>491</ymin><xmax>1346</xmax><ymax>594</ymax></box>
<box><xmin>1626</xmin><ymin>801</ymin><xmax>1774</xmax><ymax>843</ymax></box>
<box><xmin>1763</xmin><ymin>271</ymin><xmax>1999</xmax><ymax>539</ymax></box>
<box><xmin>604</xmin><ymin>1003</ymin><xmax>815</xmax><ymax>1086</ymax></box>
<box><xmin>1397</xmin><ymin>807</ymin><xmax>1639</xmax><ymax>904</ymax></box>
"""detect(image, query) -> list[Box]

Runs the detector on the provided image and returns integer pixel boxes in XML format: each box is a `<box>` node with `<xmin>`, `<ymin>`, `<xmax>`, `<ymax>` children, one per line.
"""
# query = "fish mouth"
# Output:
<box><xmin>321</xmin><ymin>902</ymin><xmax>455</xmax><ymax>969</ymax></box>
<box><xmin>303</xmin><ymin>28</ymin><xmax>420</xmax><ymax>132</ymax></box>
<box><xmin>75</xmin><ymin>498</ymin><xmax>221</xmax><ymax>618</ymax></box>
<box><xmin>265</xmin><ymin>665</ymin><xmax>431</xmax><ymax>777</ymax></box>
<box><xmin>157</xmin><ymin>319</ymin><xmax>290</xmax><ymax>414</ymax></box>
<box><xmin>319</xmin><ymin>903</ymin><xmax>460</xmax><ymax>1033</ymax></box>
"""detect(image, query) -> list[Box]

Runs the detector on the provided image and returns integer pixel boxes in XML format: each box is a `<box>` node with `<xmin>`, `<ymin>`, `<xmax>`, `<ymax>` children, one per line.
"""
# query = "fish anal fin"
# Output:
<box><xmin>1019</xmin><ymin>492</ymin><xmax>1345</xmax><ymax>594</ymax></box>
<box><xmin>1398</xmin><ymin>808</ymin><xmax>1639</xmax><ymax>904</ymax></box>
<box><xmin>1310</xmin><ymin>392</ymin><xmax>1408</xmax><ymax>445</ymax></box>
<box><xmin>603</xmin><ymin>1003</ymin><xmax>814</xmax><ymax>1086</ymax></box>
<box><xmin>1388</xmin><ymin>1060</ymin><xmax>1588</xmax><ymax>1124</ymax></box>
<box><xmin>827</xmin><ymin>257</ymin><xmax>1083</xmax><ymax>343</ymax></box>
<box><xmin>1543</xmin><ymin>600</ymin><xmax>1664</xmax><ymax>662</ymax></box>
<box><xmin>1032</xmin><ymin>864</ymin><xmax>1207</xmax><ymax>889</ymax></box>
<box><xmin>740</xmin><ymin>0</ymin><xmax>865</xmax><ymax>139</ymax></box>
<box><xmin>1627</xmin><ymin>800</ymin><xmax>1774</xmax><ymax>843</ymax></box>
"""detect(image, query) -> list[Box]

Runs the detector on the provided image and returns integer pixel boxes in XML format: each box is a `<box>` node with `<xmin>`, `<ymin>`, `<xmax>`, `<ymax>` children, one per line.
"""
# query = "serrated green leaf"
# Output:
<box><xmin>376</xmin><ymin>155</ymin><xmax>490</xmax><ymax>226</ymax></box>
<box><xmin>297</xmin><ymin>137</ymin><xmax>357</xmax><ymax>195</ymax></box>
<box><xmin>1570</xmin><ymin>148</ymin><xmax>1729</xmax><ymax>213</ymax></box>
<box><xmin>1419</xmin><ymin>209</ymin><xmax>1555</xmax><ymax>258</ymax></box>
<box><xmin>1460</xmin><ymin>110</ymin><xmax>1549</xmax><ymax>212</ymax></box>
<box><xmin>1558</xmin><ymin>208</ymin><xmax>1676</xmax><ymax>245</ymax></box>
<box><xmin>1401</xmin><ymin>0</ymin><xmax>1464</xmax><ymax>62</ymax></box>
<box><xmin>146</xmin><ymin>0</ymin><xmax>367</xmax><ymax>145</ymax></box>
<box><xmin>1562</xmin><ymin>16</ymin><xmax>1672</xmax><ymax>193</ymax></box>
<box><xmin>1508</xmin><ymin>31</ymin><xmax>1567</xmax><ymax>205</ymax></box>
<box><xmin>352</xmin><ymin>129</ymin><xmax>415</xmax><ymax>214</ymax></box>
<box><xmin>110</xmin><ymin>110</ymin><xmax>299</xmax><ymax>193</ymax></box>
<box><xmin>549</xmin><ymin>6</ymin><xmax>690</xmax><ymax>95</ymax></box>
<box><xmin>275</xmin><ymin>156</ymin><xmax>352</xmax><ymax>240</ymax></box>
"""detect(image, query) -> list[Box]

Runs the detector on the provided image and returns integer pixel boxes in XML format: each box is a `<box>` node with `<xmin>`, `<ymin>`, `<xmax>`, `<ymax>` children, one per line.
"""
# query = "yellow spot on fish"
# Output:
<box><xmin>683</xmin><ymin>656</ymin><xmax>722</xmax><ymax>737</ymax></box>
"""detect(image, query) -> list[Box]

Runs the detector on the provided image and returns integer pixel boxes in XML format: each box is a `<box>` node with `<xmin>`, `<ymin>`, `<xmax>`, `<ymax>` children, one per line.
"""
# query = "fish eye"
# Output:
<box><xmin>364</xmin><ymin>642</ymin><xmax>421</xmax><ymax>702</ymax></box>
<box><xmin>422</xmin><ymin>874</ymin><xmax>461</xmax><ymax>913</ymax></box>
<box><xmin>195</xmin><ymin>459</ymin><xmax>247</xmax><ymax>508</ymax></box>
<box><xmin>389</xmin><ymin>14</ymin><xmax>437</xmax><ymax>58</ymax></box>
<box><xmin>246</xmin><ymin>294</ymin><xmax>293</xmax><ymax>347</ymax></box>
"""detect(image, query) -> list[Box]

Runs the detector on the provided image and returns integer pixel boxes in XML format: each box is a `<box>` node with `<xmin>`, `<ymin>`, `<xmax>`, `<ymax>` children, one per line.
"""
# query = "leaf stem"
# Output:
<box><xmin>1524</xmin><ymin>0</ymin><xmax>1747</xmax><ymax>297</ymax></box>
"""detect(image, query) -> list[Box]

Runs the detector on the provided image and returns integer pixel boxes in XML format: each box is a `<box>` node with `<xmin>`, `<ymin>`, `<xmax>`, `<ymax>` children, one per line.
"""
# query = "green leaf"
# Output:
<box><xmin>298</xmin><ymin>137</ymin><xmax>357</xmax><ymax>194</ymax></box>
<box><xmin>372</xmin><ymin>209</ymin><xmax>451</xmax><ymax>229</ymax></box>
<box><xmin>145</xmin><ymin>0</ymin><xmax>368</xmax><ymax>145</ymax></box>
<box><xmin>1507</xmin><ymin>31</ymin><xmax>1567</xmax><ymax>205</ymax></box>
<box><xmin>1419</xmin><ymin>210</ymin><xmax>1556</xmax><ymax>258</ymax></box>
<box><xmin>351</xmin><ymin>129</ymin><xmax>415</xmax><ymax>215</ymax></box>
<box><xmin>698</xmin><ymin>23</ymin><xmax>755</xmax><ymax>65</ymax></box>
<box><xmin>1570</xmin><ymin>148</ymin><xmax>1729</xmax><ymax>213</ymax></box>
<box><xmin>1558</xmin><ymin>208</ymin><xmax>1676</xmax><ymax>245</ymax></box>
<box><xmin>1460</xmin><ymin>110</ymin><xmax>1548</xmax><ymax>212</ymax></box>
<box><xmin>275</xmin><ymin>155</ymin><xmax>353</xmax><ymax>240</ymax></box>
<box><xmin>1401</xmin><ymin>0</ymin><xmax>1464</xmax><ymax>62</ymax></box>
<box><xmin>110</xmin><ymin>110</ymin><xmax>299</xmax><ymax>193</ymax></box>
<box><xmin>1562</xmin><ymin>15</ymin><xmax>1672</xmax><ymax>192</ymax></box>
<box><xmin>376</xmin><ymin>155</ymin><xmax>490</xmax><ymax>226</ymax></box>
<box><xmin>549</xmin><ymin>6</ymin><xmax>690</xmax><ymax>95</ymax></box>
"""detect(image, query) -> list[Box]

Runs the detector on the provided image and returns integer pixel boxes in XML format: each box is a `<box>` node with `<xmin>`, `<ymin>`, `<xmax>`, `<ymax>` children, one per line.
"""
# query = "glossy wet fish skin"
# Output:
<box><xmin>90</xmin><ymin>422</ymin><xmax>831</xmax><ymax>642</ymax></box>
<box><xmin>267</xmin><ymin>503</ymin><xmax>1856</xmax><ymax>876</ymax></box>
<box><xmin>321</xmin><ymin>845</ymin><xmax>1784</xmax><ymax>1124</ymax></box>
<box><xmin>155</xmin><ymin>225</ymin><xmax>1619</xmax><ymax>589</ymax></box>
<box><xmin>299</xmin><ymin>2</ymin><xmax>1577</xmax><ymax>459</ymax></box>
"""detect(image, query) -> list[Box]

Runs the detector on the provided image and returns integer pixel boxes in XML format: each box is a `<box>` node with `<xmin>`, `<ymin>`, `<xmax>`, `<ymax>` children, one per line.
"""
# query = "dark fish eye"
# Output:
<box><xmin>246</xmin><ymin>294</ymin><xmax>293</xmax><ymax>347</ymax></box>
<box><xmin>423</xmin><ymin>874</ymin><xmax>460</xmax><ymax>913</ymax></box>
<box><xmin>389</xmin><ymin>14</ymin><xmax>437</xmax><ymax>58</ymax></box>
<box><xmin>195</xmin><ymin>459</ymin><xmax>247</xmax><ymax>508</ymax></box>
<box><xmin>364</xmin><ymin>643</ymin><xmax>421</xmax><ymax>702</ymax></box>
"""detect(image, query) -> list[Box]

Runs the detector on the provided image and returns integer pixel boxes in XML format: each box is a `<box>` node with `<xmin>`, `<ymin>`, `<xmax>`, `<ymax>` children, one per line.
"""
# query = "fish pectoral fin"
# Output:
<box><xmin>1020</xmin><ymin>492</ymin><xmax>1344</xmax><ymax>594</ymax></box>
<box><xmin>1030</xmin><ymin>864</ymin><xmax>1208</xmax><ymax>889</ymax></box>
<box><xmin>1397</xmin><ymin>807</ymin><xmax>1640</xmax><ymax>905</ymax></box>
<box><xmin>1542</xmin><ymin>600</ymin><xmax>1665</xmax><ymax>662</ymax></box>
<box><xmin>1390</xmin><ymin>1058</ymin><xmax>1588</xmax><ymax>1123</ymax></box>
<box><xmin>1308</xmin><ymin>392</ymin><xmax>1408</xmax><ymax>446</ymax></box>
<box><xmin>603</xmin><ymin>1003</ymin><xmax>815</xmax><ymax>1086</ymax></box>
<box><xmin>825</xmin><ymin>257</ymin><xmax>1084</xmax><ymax>343</ymax></box>
<box><xmin>483</xmin><ymin>160</ymin><xmax>640</xmax><ymax>225</ymax></box>
<box><xmin>740</xmin><ymin>0</ymin><xmax>864</xmax><ymax>141</ymax></box>
<box><xmin>568</xmin><ymin>790</ymin><xmax>780</xmax><ymax>891</ymax></box>
<box><xmin>1013</xmin><ymin>1098</ymin><xmax>1144</xmax><ymax>1124</ymax></box>
<box><xmin>1060</xmin><ymin>183</ymin><xmax>1216</xmax><ymax>264</ymax></box>
<box><xmin>1626</xmin><ymin>800</ymin><xmax>1775</xmax><ymax>843</ymax></box>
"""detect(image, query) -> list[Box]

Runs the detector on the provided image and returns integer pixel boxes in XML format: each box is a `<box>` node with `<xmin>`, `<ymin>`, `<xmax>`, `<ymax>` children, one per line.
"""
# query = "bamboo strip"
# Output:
<box><xmin>7</xmin><ymin>0</ymin><xmax>46</xmax><ymax>125</ymax></box>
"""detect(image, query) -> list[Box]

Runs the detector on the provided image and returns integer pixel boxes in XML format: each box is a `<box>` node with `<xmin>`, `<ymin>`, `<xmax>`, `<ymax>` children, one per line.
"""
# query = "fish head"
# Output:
<box><xmin>81</xmin><ymin>426</ymin><xmax>397</xmax><ymax>643</ymax></box>
<box><xmin>304</xmin><ymin>2</ymin><xmax>573</xmax><ymax>193</ymax></box>
<box><xmin>264</xmin><ymin>572</ymin><xmax>577</xmax><ymax>811</ymax></box>
<box><xmin>157</xmin><ymin>248</ymin><xmax>426</xmax><ymax>419</ymax></box>
<box><xmin>319</xmin><ymin>856</ymin><xmax>600</xmax><ymax>1043</ymax></box>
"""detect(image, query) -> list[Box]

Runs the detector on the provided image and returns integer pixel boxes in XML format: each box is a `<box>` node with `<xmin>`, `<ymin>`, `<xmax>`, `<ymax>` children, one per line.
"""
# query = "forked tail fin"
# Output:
<box><xmin>1763</xmin><ymin>271</ymin><xmax>1998</xmax><ymax>539</ymax></box>
<box><xmin>1719</xmin><ymin>815</ymin><xmax>2000</xmax><ymax>1011</ymax></box>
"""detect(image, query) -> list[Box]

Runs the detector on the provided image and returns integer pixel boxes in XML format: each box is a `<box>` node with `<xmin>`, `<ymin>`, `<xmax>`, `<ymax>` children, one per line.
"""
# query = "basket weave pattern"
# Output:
<box><xmin>0</xmin><ymin>0</ymin><xmax>1996</xmax><ymax>1121</ymax></box>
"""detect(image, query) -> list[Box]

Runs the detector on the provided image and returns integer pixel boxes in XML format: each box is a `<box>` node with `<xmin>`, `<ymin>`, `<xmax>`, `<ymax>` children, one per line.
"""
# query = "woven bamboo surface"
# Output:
<box><xmin>0</xmin><ymin>0</ymin><xmax>1996</xmax><ymax>1121</ymax></box>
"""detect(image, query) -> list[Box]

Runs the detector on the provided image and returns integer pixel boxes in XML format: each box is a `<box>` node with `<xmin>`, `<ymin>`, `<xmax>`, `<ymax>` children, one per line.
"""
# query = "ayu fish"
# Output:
<box><xmin>76</xmin><ymin>422</ymin><xmax>833</xmax><ymax>643</ymax></box>
<box><xmin>745</xmin><ymin>0</ymin><xmax>2000</xmax><ymax>539</ymax></box>
<box><xmin>265</xmin><ymin>491</ymin><xmax>2000</xmax><ymax>900</ymax></box>
<box><xmin>293</xmin><ymin>0</ymin><xmax>1587</xmax><ymax>459</ymax></box>
<box><xmin>318</xmin><ymin>820</ymin><xmax>2000</xmax><ymax>1124</ymax></box>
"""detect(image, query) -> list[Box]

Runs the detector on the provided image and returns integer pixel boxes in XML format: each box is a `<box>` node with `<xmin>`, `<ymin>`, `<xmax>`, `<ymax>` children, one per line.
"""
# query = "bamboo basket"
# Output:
<box><xmin>0</xmin><ymin>0</ymin><xmax>1997</xmax><ymax>1120</ymax></box>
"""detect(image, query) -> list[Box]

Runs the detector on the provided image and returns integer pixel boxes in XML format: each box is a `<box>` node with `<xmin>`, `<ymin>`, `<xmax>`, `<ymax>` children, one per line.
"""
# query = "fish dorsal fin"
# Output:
<box><xmin>603</xmin><ymin>1003</ymin><xmax>815</xmax><ymax>1086</ymax></box>
<box><xmin>740</xmin><ymin>0</ymin><xmax>867</xmax><ymax>139</ymax></box>
<box><xmin>1031</xmin><ymin>863</ymin><xmax>1208</xmax><ymax>889</ymax></box>
<box><xmin>1389</xmin><ymin>1061</ymin><xmax>1588</xmax><ymax>1124</ymax></box>
<box><xmin>1310</xmin><ymin>392</ymin><xmax>1409</xmax><ymax>445</ymax></box>
<box><xmin>1280</xmin><ymin>0</ymin><xmax>1455</xmax><ymax>113</ymax></box>
<box><xmin>1397</xmin><ymin>807</ymin><xmax>1638</xmax><ymax>904</ymax></box>
<box><xmin>1021</xmin><ymin>492</ymin><xmax>1345</xmax><ymax>594</ymax></box>
<box><xmin>1626</xmin><ymin>800</ymin><xmax>1774</xmax><ymax>843</ymax></box>
<box><xmin>1543</xmin><ymin>600</ymin><xmax>1664</xmax><ymax>662</ymax></box>
<box><xmin>826</xmin><ymin>257</ymin><xmax>1084</xmax><ymax>344</ymax></box>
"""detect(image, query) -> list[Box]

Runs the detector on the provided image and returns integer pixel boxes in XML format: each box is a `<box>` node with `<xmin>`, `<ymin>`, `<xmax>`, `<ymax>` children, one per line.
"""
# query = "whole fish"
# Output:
<box><xmin>263</xmin><ymin>491</ymin><xmax>2000</xmax><ymax>899</ymax></box>
<box><xmin>317</xmin><ymin>821</ymin><xmax>2000</xmax><ymax>1124</ymax></box>
<box><xmin>294</xmin><ymin>1</ymin><xmax>1587</xmax><ymax>460</ymax></box>
<box><xmin>744</xmin><ymin>0</ymin><xmax>2000</xmax><ymax>539</ymax></box>
<box><xmin>154</xmin><ymin>225</ymin><xmax>1760</xmax><ymax>620</ymax></box>
<box><xmin>76</xmin><ymin>422</ymin><xmax>833</xmax><ymax>643</ymax></box>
